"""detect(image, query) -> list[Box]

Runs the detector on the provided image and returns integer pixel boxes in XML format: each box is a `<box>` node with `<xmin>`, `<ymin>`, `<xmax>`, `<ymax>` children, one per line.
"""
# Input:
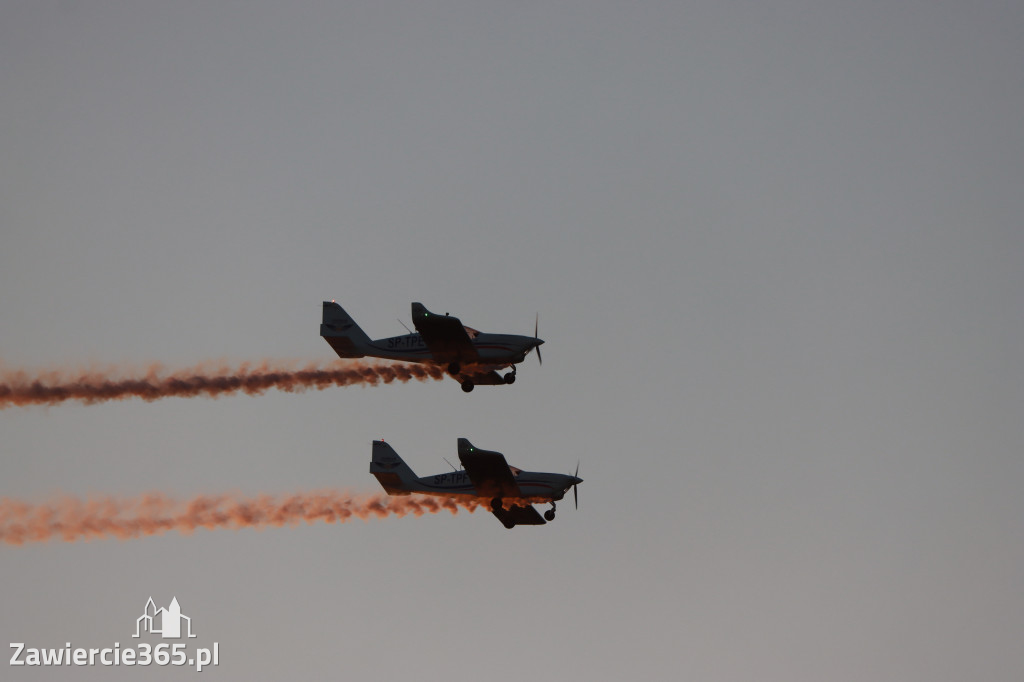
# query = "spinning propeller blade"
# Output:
<box><xmin>573</xmin><ymin>460</ymin><xmax>580</xmax><ymax>509</ymax></box>
<box><xmin>534</xmin><ymin>313</ymin><xmax>542</xmax><ymax>366</ymax></box>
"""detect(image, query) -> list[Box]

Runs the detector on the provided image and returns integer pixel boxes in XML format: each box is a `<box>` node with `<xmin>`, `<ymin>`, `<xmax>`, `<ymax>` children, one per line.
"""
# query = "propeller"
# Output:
<box><xmin>573</xmin><ymin>460</ymin><xmax>580</xmax><ymax>510</ymax></box>
<box><xmin>534</xmin><ymin>313</ymin><xmax>543</xmax><ymax>366</ymax></box>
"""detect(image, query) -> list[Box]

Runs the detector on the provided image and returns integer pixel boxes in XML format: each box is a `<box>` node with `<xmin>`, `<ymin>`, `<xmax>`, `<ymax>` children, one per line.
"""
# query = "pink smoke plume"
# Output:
<box><xmin>0</xmin><ymin>491</ymin><xmax>486</xmax><ymax>546</ymax></box>
<box><xmin>0</xmin><ymin>359</ymin><xmax>445</xmax><ymax>409</ymax></box>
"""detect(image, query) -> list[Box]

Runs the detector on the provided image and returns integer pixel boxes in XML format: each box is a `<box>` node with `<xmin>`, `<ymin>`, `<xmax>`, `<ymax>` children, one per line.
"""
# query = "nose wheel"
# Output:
<box><xmin>544</xmin><ymin>504</ymin><xmax>556</xmax><ymax>522</ymax></box>
<box><xmin>503</xmin><ymin>370</ymin><xmax>516</xmax><ymax>384</ymax></box>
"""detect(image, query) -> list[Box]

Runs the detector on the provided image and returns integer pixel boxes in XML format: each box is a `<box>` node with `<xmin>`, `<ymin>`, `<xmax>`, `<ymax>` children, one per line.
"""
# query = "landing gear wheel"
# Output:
<box><xmin>503</xmin><ymin>520</ymin><xmax>516</xmax><ymax>529</ymax></box>
<box><xmin>504</xmin><ymin>372</ymin><xmax>516</xmax><ymax>385</ymax></box>
<box><xmin>447</xmin><ymin>362</ymin><xmax>461</xmax><ymax>375</ymax></box>
<box><xmin>491</xmin><ymin>497</ymin><xmax>503</xmax><ymax>512</ymax></box>
<box><xmin>461</xmin><ymin>381</ymin><xmax>474</xmax><ymax>393</ymax></box>
<box><xmin>544</xmin><ymin>509</ymin><xmax>556</xmax><ymax>522</ymax></box>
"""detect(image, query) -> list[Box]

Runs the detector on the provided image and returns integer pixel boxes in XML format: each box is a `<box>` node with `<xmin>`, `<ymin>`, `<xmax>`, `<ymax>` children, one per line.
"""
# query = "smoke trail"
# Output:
<box><xmin>0</xmin><ymin>491</ymin><xmax>490</xmax><ymax>546</ymax></box>
<box><xmin>0</xmin><ymin>359</ymin><xmax>445</xmax><ymax>409</ymax></box>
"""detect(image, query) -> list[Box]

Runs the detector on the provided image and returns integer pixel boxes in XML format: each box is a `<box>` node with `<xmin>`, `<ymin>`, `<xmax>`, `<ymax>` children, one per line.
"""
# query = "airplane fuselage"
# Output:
<box><xmin>369</xmin><ymin>438</ymin><xmax>580</xmax><ymax>527</ymax></box>
<box><xmin>321</xmin><ymin>302</ymin><xmax>543</xmax><ymax>390</ymax></box>
<box><xmin>389</xmin><ymin>470</ymin><xmax>576</xmax><ymax>502</ymax></box>
<box><xmin>363</xmin><ymin>332</ymin><xmax>537</xmax><ymax>366</ymax></box>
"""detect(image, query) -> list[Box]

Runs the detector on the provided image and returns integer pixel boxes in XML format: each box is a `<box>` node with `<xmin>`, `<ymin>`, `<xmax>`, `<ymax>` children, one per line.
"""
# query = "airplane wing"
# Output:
<box><xmin>463</xmin><ymin>369</ymin><xmax>506</xmax><ymax>386</ymax></box>
<box><xmin>458</xmin><ymin>442</ymin><xmax>523</xmax><ymax>500</ymax></box>
<box><xmin>491</xmin><ymin>504</ymin><xmax>546</xmax><ymax>527</ymax></box>
<box><xmin>457</xmin><ymin>439</ymin><xmax>546</xmax><ymax>528</ymax></box>
<box><xmin>411</xmin><ymin>302</ymin><xmax>480</xmax><ymax>365</ymax></box>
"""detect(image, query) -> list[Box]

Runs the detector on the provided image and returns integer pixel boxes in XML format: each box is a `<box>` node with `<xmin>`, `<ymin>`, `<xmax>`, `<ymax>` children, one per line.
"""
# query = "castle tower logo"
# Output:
<box><xmin>133</xmin><ymin>597</ymin><xmax>196</xmax><ymax>639</ymax></box>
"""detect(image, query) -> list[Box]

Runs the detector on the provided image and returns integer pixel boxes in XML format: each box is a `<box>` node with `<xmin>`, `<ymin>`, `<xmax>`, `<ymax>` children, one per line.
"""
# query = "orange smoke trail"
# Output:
<box><xmin>0</xmin><ymin>491</ymin><xmax>487</xmax><ymax>546</ymax></box>
<box><xmin>0</xmin><ymin>359</ymin><xmax>445</xmax><ymax>409</ymax></box>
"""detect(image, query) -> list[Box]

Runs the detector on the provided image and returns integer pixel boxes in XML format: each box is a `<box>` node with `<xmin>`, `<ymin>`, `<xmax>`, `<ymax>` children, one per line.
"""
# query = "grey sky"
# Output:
<box><xmin>2</xmin><ymin>1</ymin><xmax>1022</xmax><ymax>680</ymax></box>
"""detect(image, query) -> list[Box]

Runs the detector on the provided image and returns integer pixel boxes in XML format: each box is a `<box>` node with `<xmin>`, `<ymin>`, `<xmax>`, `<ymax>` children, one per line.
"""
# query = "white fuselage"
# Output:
<box><xmin>396</xmin><ymin>469</ymin><xmax>576</xmax><ymax>502</ymax></box>
<box><xmin>363</xmin><ymin>332</ymin><xmax>536</xmax><ymax>366</ymax></box>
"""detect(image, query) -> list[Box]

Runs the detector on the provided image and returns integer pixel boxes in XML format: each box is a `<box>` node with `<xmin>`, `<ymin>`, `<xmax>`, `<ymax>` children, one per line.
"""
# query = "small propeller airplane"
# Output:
<box><xmin>320</xmin><ymin>301</ymin><xmax>543</xmax><ymax>392</ymax></box>
<box><xmin>370</xmin><ymin>438</ymin><xmax>582</xmax><ymax>529</ymax></box>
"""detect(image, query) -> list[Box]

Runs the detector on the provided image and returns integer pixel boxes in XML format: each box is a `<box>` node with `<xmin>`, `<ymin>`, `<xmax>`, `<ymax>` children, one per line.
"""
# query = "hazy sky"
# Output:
<box><xmin>2</xmin><ymin>2</ymin><xmax>1022</xmax><ymax>680</ymax></box>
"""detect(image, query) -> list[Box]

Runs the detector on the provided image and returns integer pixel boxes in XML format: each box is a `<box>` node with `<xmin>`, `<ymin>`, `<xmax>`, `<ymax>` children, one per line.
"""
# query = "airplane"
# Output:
<box><xmin>370</xmin><ymin>438</ymin><xmax>582</xmax><ymax>529</ymax></box>
<box><xmin>320</xmin><ymin>301</ymin><xmax>543</xmax><ymax>392</ymax></box>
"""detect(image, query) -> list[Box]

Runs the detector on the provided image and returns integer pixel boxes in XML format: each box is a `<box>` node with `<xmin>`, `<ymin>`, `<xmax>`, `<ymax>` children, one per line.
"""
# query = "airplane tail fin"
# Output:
<box><xmin>321</xmin><ymin>301</ymin><xmax>371</xmax><ymax>358</ymax></box>
<box><xmin>370</xmin><ymin>440</ymin><xmax>418</xmax><ymax>495</ymax></box>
